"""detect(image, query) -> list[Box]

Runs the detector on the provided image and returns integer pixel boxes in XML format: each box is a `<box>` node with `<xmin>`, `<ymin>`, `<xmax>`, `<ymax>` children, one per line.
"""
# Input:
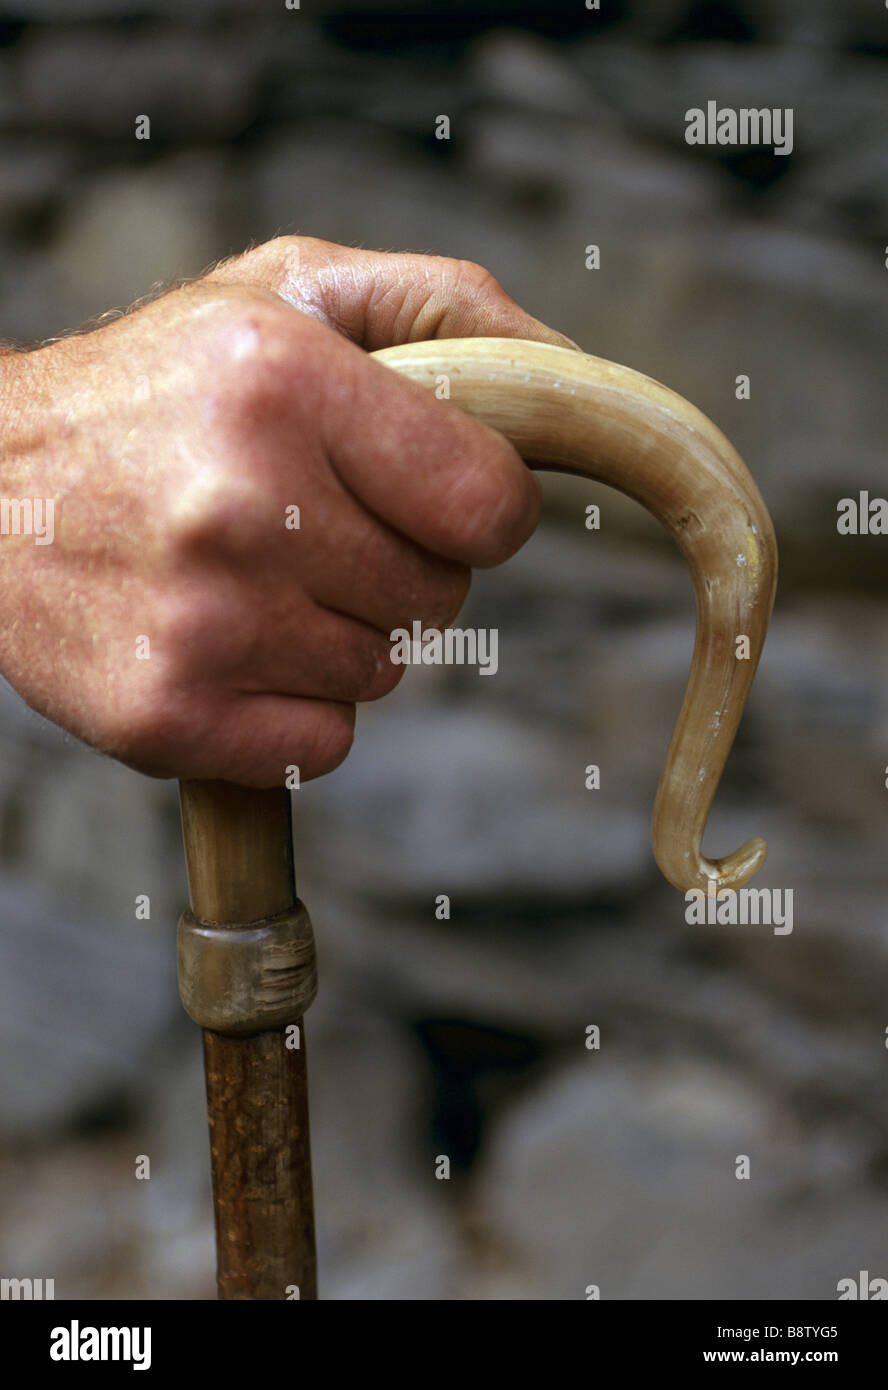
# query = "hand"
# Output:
<box><xmin>0</xmin><ymin>237</ymin><xmax>576</xmax><ymax>786</ymax></box>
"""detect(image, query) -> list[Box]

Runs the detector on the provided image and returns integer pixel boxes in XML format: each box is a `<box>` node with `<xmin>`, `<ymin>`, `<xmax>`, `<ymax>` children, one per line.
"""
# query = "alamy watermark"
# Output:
<box><xmin>837</xmin><ymin>1270</ymin><xmax>887</xmax><ymax>1300</ymax></box>
<box><xmin>50</xmin><ymin>1321</ymin><xmax>151</xmax><ymax>1371</ymax></box>
<box><xmin>0</xmin><ymin>497</ymin><xmax>54</xmax><ymax>544</ymax></box>
<box><xmin>836</xmin><ymin>492</ymin><xmax>888</xmax><ymax>535</ymax></box>
<box><xmin>684</xmin><ymin>102</ymin><xmax>793</xmax><ymax>157</ymax></box>
<box><xmin>1</xmin><ymin>1276</ymin><xmax>54</xmax><ymax>1299</ymax></box>
<box><xmin>685</xmin><ymin>883</ymin><xmax>793</xmax><ymax>935</ymax></box>
<box><xmin>390</xmin><ymin>621</ymin><xmax>498</xmax><ymax>676</ymax></box>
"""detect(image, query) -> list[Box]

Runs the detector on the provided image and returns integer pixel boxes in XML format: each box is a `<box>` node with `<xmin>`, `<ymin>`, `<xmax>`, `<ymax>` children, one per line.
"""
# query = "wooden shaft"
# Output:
<box><xmin>203</xmin><ymin>1027</ymin><xmax>316</xmax><ymax>1301</ymax></box>
<box><xmin>179</xmin><ymin>780</ymin><xmax>295</xmax><ymax>923</ymax></box>
<box><xmin>179</xmin><ymin>781</ymin><xmax>317</xmax><ymax>1301</ymax></box>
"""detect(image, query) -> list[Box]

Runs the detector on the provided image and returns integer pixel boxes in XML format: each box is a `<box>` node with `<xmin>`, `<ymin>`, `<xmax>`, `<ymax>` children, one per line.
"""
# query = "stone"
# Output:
<box><xmin>46</xmin><ymin>156</ymin><xmax>232</xmax><ymax>328</ymax></box>
<box><xmin>0</xmin><ymin>871</ymin><xmax>177</xmax><ymax>1140</ymax></box>
<box><xmin>18</xmin><ymin>28</ymin><xmax>255</xmax><ymax>138</ymax></box>
<box><xmin>472</xmin><ymin>1056</ymin><xmax>888</xmax><ymax>1298</ymax></box>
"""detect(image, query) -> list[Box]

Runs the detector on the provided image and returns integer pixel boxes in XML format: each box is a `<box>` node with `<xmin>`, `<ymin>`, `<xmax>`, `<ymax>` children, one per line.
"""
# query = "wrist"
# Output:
<box><xmin>0</xmin><ymin>341</ymin><xmax>54</xmax><ymax>460</ymax></box>
<box><xmin>0</xmin><ymin>344</ymin><xmax>55</xmax><ymax>536</ymax></box>
<box><xmin>0</xmin><ymin>344</ymin><xmax>30</xmax><ymax>442</ymax></box>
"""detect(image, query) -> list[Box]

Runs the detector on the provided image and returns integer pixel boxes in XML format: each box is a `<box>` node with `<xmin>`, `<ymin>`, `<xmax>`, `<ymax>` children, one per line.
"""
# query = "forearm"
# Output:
<box><xmin>0</xmin><ymin>343</ymin><xmax>52</xmax><ymax>505</ymax></box>
<box><xmin>0</xmin><ymin>345</ymin><xmax>55</xmax><ymax>698</ymax></box>
<box><xmin>0</xmin><ymin>341</ymin><xmax>37</xmax><ymax>452</ymax></box>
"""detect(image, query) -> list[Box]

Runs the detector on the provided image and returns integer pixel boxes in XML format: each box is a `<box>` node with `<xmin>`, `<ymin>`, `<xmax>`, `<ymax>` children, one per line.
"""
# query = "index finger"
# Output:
<box><xmin>206</xmin><ymin>236</ymin><xmax>581</xmax><ymax>354</ymax></box>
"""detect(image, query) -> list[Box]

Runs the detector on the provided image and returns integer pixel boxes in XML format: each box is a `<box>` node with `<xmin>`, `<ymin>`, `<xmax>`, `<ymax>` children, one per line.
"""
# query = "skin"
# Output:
<box><xmin>0</xmin><ymin>236</ymin><xmax>577</xmax><ymax>786</ymax></box>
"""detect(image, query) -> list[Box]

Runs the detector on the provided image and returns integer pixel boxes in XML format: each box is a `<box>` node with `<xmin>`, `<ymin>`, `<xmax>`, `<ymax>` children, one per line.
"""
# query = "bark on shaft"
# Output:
<box><xmin>203</xmin><ymin>1025</ymin><xmax>316</xmax><ymax>1301</ymax></box>
<box><xmin>178</xmin><ymin>781</ymin><xmax>317</xmax><ymax>1301</ymax></box>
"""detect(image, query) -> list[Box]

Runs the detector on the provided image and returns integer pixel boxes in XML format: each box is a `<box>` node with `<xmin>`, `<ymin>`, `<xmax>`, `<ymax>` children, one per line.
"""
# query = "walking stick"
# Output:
<box><xmin>175</xmin><ymin>338</ymin><xmax>777</xmax><ymax>1300</ymax></box>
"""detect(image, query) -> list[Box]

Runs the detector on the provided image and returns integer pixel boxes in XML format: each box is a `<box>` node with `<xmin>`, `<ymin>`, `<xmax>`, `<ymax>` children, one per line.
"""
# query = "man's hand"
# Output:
<box><xmin>0</xmin><ymin>237</ymin><xmax>576</xmax><ymax>786</ymax></box>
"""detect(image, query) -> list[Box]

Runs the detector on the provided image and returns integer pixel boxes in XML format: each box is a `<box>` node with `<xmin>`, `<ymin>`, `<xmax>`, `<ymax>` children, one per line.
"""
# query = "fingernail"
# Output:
<box><xmin>530</xmin><ymin>319</ymin><xmax>583</xmax><ymax>352</ymax></box>
<box><xmin>551</xmin><ymin>330</ymin><xmax>583</xmax><ymax>352</ymax></box>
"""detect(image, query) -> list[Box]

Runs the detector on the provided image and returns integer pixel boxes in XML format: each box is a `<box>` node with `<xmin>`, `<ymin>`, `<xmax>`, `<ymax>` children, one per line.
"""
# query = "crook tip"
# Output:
<box><xmin>657</xmin><ymin>834</ymin><xmax>768</xmax><ymax>895</ymax></box>
<box><xmin>694</xmin><ymin>835</ymin><xmax>768</xmax><ymax>893</ymax></box>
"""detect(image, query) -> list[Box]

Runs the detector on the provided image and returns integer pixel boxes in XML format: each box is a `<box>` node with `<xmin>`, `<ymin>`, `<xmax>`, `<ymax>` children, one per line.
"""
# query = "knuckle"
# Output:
<box><xmin>264</xmin><ymin>232</ymin><xmax>304</xmax><ymax>259</ymax></box>
<box><xmin>150</xmin><ymin>592</ymin><xmax>207</xmax><ymax>663</ymax></box>
<box><xmin>251</xmin><ymin>234</ymin><xmax>339</xmax><ymax>305</ymax></box>
<box><xmin>341</xmin><ymin>630</ymin><xmax>401</xmax><ymax>702</ymax></box>
<box><xmin>315</xmin><ymin>624</ymin><xmax>403</xmax><ymax>704</ymax></box>
<box><xmin>446</xmin><ymin>439</ymin><xmax>540</xmax><ymax>566</ymax></box>
<box><xmin>362</xmin><ymin>654</ymin><xmax>404</xmax><ymax>702</ymax></box>
<box><xmin>109</xmin><ymin>680</ymin><xmax>191</xmax><ymax>776</ymax></box>
<box><xmin>168</xmin><ymin>464</ymin><xmax>267</xmax><ymax>555</ymax></box>
<box><xmin>450</xmin><ymin>257</ymin><xmax>502</xmax><ymax>301</ymax></box>
<box><xmin>269</xmin><ymin>232</ymin><xmax>325</xmax><ymax>264</ymax></box>
<box><xmin>197</xmin><ymin>294</ymin><xmax>296</xmax><ymax>404</ymax></box>
<box><xmin>303</xmin><ymin>703</ymin><xmax>355</xmax><ymax>777</ymax></box>
<box><xmin>204</xmin><ymin>695</ymin><xmax>356</xmax><ymax>787</ymax></box>
<box><xmin>206</xmin><ymin>235</ymin><xmax>317</xmax><ymax>303</ymax></box>
<box><xmin>262</xmin><ymin>234</ymin><xmax>308</xmax><ymax>287</ymax></box>
<box><xmin>443</xmin><ymin>564</ymin><xmax>473</xmax><ymax>619</ymax></box>
<box><xmin>422</xmin><ymin>564</ymin><xmax>472</xmax><ymax>627</ymax></box>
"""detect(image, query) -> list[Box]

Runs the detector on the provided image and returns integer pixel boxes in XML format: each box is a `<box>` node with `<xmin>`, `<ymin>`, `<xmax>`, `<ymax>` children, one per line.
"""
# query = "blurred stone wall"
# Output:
<box><xmin>0</xmin><ymin>0</ymin><xmax>887</xmax><ymax>1299</ymax></box>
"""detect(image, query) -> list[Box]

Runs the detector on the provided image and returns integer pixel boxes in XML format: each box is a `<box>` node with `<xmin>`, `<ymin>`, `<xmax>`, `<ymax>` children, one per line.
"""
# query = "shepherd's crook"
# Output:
<box><xmin>176</xmin><ymin>338</ymin><xmax>777</xmax><ymax>1300</ymax></box>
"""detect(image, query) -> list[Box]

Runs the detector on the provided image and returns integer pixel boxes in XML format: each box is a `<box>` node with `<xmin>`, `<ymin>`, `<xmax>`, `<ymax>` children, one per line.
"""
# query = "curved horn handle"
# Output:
<box><xmin>371</xmin><ymin>338</ymin><xmax>777</xmax><ymax>894</ymax></box>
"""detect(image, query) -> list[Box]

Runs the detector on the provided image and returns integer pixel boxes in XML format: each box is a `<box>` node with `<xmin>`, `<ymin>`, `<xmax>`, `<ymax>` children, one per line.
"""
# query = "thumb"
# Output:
<box><xmin>205</xmin><ymin>235</ymin><xmax>581</xmax><ymax>353</ymax></box>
